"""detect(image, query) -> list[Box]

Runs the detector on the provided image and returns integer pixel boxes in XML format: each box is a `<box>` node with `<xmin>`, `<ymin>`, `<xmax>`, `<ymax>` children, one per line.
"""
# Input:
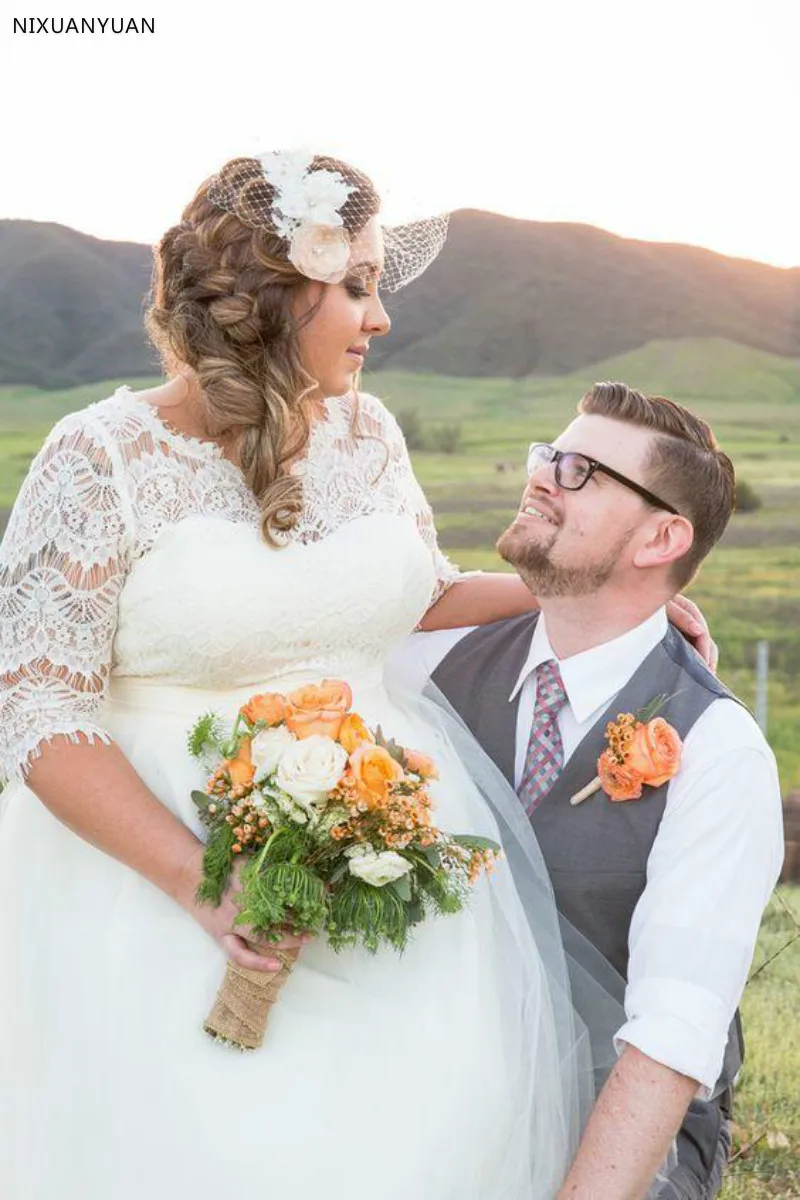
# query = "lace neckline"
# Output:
<box><xmin>113</xmin><ymin>385</ymin><xmax>347</xmax><ymax>477</ymax></box>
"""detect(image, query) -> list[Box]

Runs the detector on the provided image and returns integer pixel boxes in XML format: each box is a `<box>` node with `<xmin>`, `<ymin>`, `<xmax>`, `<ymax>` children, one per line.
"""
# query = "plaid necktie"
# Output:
<box><xmin>518</xmin><ymin>659</ymin><xmax>569</xmax><ymax>814</ymax></box>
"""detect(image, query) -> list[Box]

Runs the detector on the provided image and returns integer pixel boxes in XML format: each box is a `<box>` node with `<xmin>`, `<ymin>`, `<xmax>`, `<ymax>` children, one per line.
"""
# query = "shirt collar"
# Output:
<box><xmin>509</xmin><ymin>608</ymin><xmax>669</xmax><ymax>724</ymax></box>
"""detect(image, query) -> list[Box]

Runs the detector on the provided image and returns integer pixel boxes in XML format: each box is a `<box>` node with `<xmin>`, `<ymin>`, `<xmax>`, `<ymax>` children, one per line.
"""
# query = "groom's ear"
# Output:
<box><xmin>632</xmin><ymin>513</ymin><xmax>695</xmax><ymax>571</ymax></box>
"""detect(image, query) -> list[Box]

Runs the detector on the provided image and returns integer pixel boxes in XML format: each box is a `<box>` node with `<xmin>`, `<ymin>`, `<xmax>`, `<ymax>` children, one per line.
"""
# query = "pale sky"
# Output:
<box><xmin>1</xmin><ymin>0</ymin><xmax>798</xmax><ymax>267</ymax></box>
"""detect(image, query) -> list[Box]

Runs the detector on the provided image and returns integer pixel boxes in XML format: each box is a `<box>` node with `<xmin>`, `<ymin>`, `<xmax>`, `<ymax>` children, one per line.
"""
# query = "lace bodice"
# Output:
<box><xmin>0</xmin><ymin>387</ymin><xmax>461</xmax><ymax>783</ymax></box>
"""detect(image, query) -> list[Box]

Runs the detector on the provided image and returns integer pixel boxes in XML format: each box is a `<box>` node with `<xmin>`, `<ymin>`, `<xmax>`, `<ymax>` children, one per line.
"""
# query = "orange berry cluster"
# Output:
<box><xmin>330</xmin><ymin>778</ymin><xmax>439</xmax><ymax>852</ymax></box>
<box><xmin>466</xmin><ymin>847</ymin><xmax>499</xmax><ymax>886</ymax></box>
<box><xmin>205</xmin><ymin>771</ymin><xmax>271</xmax><ymax>855</ymax></box>
<box><xmin>605</xmin><ymin>713</ymin><xmax>639</xmax><ymax>765</ymax></box>
<box><xmin>207</xmin><ymin>765</ymin><xmax>253</xmax><ymax>803</ymax></box>
<box><xmin>225</xmin><ymin>798</ymin><xmax>271</xmax><ymax>855</ymax></box>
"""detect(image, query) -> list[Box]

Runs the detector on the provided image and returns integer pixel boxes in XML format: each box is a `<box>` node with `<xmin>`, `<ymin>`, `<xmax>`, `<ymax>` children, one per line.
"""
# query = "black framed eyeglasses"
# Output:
<box><xmin>526</xmin><ymin>443</ymin><xmax>679</xmax><ymax>515</ymax></box>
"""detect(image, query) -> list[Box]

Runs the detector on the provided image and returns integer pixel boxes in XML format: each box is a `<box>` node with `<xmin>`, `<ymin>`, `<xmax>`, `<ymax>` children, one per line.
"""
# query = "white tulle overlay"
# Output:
<box><xmin>1</xmin><ymin>387</ymin><xmax>624</xmax><ymax>1198</ymax></box>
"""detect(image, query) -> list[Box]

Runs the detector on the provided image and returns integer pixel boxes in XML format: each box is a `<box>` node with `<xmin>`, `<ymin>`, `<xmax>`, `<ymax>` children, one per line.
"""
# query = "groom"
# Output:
<box><xmin>398</xmin><ymin>383</ymin><xmax>783</xmax><ymax>1198</ymax></box>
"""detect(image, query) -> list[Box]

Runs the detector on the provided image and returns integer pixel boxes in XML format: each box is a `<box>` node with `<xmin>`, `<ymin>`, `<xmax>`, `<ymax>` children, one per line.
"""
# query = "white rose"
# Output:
<box><xmin>251</xmin><ymin>725</ymin><xmax>297</xmax><ymax>783</ymax></box>
<box><xmin>288</xmin><ymin>222</ymin><xmax>351</xmax><ymax>283</ymax></box>
<box><xmin>348</xmin><ymin>851</ymin><xmax>412</xmax><ymax>888</ymax></box>
<box><xmin>275</xmin><ymin>734</ymin><xmax>348</xmax><ymax>808</ymax></box>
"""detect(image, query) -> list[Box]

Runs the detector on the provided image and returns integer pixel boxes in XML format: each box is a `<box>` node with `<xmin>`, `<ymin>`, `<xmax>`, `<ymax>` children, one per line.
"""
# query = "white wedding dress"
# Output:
<box><xmin>0</xmin><ymin>387</ymin><xmax>592</xmax><ymax>1199</ymax></box>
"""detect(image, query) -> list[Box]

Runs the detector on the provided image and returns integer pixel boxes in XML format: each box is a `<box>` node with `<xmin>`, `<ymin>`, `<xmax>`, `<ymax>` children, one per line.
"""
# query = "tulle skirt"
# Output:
<box><xmin>0</xmin><ymin>671</ymin><xmax>603</xmax><ymax>1199</ymax></box>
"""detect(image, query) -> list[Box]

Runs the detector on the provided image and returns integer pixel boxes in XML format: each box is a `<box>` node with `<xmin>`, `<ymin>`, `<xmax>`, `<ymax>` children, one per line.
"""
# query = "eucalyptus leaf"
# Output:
<box><xmin>453</xmin><ymin>834</ymin><xmax>501</xmax><ymax>853</ymax></box>
<box><xmin>373</xmin><ymin>725</ymin><xmax>408</xmax><ymax>767</ymax></box>
<box><xmin>389</xmin><ymin>875</ymin><xmax>412</xmax><ymax>903</ymax></box>
<box><xmin>191</xmin><ymin>790</ymin><xmax>213</xmax><ymax>812</ymax></box>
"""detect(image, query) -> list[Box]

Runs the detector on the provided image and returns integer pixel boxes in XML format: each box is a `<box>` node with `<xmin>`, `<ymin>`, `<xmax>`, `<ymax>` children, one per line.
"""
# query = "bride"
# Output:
<box><xmin>0</xmin><ymin>152</ymin><xmax>702</xmax><ymax>1198</ymax></box>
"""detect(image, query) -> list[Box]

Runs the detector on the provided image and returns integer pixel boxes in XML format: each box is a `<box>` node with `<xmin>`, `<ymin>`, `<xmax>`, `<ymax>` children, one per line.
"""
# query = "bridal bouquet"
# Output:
<box><xmin>188</xmin><ymin>680</ymin><xmax>499</xmax><ymax>1050</ymax></box>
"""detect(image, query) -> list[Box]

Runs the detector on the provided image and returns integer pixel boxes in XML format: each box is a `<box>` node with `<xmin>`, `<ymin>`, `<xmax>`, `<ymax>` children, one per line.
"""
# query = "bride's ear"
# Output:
<box><xmin>632</xmin><ymin>514</ymin><xmax>694</xmax><ymax>571</ymax></box>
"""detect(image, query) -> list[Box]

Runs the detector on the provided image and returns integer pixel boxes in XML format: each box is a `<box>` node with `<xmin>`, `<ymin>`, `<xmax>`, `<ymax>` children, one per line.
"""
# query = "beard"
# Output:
<box><xmin>496</xmin><ymin>518</ymin><xmax>632</xmax><ymax>598</ymax></box>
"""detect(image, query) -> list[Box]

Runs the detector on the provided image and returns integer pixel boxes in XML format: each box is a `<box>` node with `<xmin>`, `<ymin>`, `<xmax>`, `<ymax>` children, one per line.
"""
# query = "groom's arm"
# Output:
<box><xmin>556</xmin><ymin>1046</ymin><xmax>697</xmax><ymax>1199</ymax></box>
<box><xmin>560</xmin><ymin>699</ymin><xmax>783</xmax><ymax>1198</ymax></box>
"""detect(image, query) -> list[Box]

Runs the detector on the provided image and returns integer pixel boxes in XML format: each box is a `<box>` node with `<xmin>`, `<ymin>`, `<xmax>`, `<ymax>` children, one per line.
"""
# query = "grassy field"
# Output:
<box><xmin>720</xmin><ymin>885</ymin><xmax>800</xmax><ymax>1199</ymax></box>
<box><xmin>0</xmin><ymin>339</ymin><xmax>798</xmax><ymax>1193</ymax></box>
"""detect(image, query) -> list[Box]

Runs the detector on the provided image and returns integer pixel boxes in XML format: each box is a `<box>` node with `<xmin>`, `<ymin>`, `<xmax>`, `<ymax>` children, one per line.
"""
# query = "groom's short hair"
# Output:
<box><xmin>578</xmin><ymin>382</ymin><xmax>736</xmax><ymax>586</ymax></box>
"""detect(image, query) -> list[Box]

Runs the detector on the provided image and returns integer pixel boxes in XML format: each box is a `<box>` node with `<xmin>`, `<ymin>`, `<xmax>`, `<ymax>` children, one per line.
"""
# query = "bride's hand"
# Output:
<box><xmin>666</xmin><ymin>594</ymin><xmax>718</xmax><ymax>672</ymax></box>
<box><xmin>176</xmin><ymin>848</ymin><xmax>309</xmax><ymax>973</ymax></box>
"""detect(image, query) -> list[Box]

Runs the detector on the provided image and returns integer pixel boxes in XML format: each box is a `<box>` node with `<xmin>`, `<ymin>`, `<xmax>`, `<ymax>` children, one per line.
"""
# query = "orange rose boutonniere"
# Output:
<box><xmin>571</xmin><ymin>704</ymin><xmax>683</xmax><ymax>806</ymax></box>
<box><xmin>625</xmin><ymin>717</ymin><xmax>682</xmax><ymax>787</ymax></box>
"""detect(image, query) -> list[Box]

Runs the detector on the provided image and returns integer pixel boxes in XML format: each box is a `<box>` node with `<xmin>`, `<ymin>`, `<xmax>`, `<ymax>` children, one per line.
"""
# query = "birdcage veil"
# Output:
<box><xmin>206</xmin><ymin>151</ymin><xmax>448</xmax><ymax>292</ymax></box>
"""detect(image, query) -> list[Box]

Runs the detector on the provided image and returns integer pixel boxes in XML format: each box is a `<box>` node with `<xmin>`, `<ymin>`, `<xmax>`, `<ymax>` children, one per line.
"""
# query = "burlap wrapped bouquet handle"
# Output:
<box><xmin>204</xmin><ymin>946</ymin><xmax>300</xmax><ymax>1050</ymax></box>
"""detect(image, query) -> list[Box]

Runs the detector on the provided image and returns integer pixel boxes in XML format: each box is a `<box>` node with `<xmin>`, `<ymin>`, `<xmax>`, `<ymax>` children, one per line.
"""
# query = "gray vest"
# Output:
<box><xmin>433</xmin><ymin>614</ymin><xmax>743</xmax><ymax>1190</ymax></box>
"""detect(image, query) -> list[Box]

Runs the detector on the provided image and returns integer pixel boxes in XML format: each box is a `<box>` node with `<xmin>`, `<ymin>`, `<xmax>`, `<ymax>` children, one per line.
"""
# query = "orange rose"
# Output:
<box><xmin>348</xmin><ymin>744</ymin><xmax>404</xmax><ymax>808</ymax></box>
<box><xmin>626</xmin><ymin>718</ymin><xmax>683</xmax><ymax>788</ymax></box>
<box><xmin>404</xmin><ymin>749</ymin><xmax>439</xmax><ymax>780</ymax></box>
<box><xmin>597</xmin><ymin>749</ymin><xmax>644</xmax><ymax>802</ymax></box>
<box><xmin>240</xmin><ymin>692</ymin><xmax>286</xmax><ymax>726</ymax></box>
<box><xmin>338</xmin><ymin>713</ymin><xmax>375</xmax><ymax>755</ymax></box>
<box><xmin>285</xmin><ymin>679</ymin><xmax>353</xmax><ymax>741</ymax></box>
<box><xmin>225</xmin><ymin>736</ymin><xmax>255</xmax><ymax>789</ymax></box>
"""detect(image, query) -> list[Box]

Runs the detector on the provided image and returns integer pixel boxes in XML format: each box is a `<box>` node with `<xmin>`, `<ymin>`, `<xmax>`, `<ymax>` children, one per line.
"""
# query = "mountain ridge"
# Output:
<box><xmin>1</xmin><ymin>212</ymin><xmax>797</xmax><ymax>386</ymax></box>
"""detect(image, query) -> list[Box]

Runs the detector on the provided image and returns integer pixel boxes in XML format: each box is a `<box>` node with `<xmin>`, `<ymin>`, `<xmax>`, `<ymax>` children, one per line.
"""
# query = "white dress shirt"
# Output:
<box><xmin>387</xmin><ymin>610</ymin><xmax>784</xmax><ymax>1096</ymax></box>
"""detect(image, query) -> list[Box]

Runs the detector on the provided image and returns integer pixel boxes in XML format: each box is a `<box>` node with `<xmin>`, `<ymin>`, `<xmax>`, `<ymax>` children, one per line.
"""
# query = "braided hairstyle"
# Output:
<box><xmin>145</xmin><ymin>156</ymin><xmax>381</xmax><ymax>545</ymax></box>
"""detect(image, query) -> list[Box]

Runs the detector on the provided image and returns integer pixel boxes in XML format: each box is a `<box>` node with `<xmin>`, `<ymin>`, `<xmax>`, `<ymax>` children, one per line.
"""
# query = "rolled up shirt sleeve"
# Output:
<box><xmin>613</xmin><ymin>699</ymin><xmax>784</xmax><ymax>1096</ymax></box>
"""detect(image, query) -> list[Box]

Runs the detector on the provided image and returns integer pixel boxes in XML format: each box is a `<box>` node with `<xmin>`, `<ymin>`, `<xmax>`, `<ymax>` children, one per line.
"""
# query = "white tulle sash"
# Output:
<box><xmin>103</xmin><ymin>669</ymin><xmax>387</xmax><ymax>722</ymax></box>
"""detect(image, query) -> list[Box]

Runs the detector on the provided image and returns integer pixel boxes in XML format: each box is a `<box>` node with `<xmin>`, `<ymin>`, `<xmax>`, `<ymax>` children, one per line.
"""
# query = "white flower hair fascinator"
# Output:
<box><xmin>206</xmin><ymin>150</ymin><xmax>449</xmax><ymax>292</ymax></box>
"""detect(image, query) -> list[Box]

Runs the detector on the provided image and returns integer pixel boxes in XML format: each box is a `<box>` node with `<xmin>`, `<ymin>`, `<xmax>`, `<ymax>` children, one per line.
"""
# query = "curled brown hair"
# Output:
<box><xmin>145</xmin><ymin>156</ymin><xmax>381</xmax><ymax>544</ymax></box>
<box><xmin>578</xmin><ymin>381</ymin><xmax>736</xmax><ymax>586</ymax></box>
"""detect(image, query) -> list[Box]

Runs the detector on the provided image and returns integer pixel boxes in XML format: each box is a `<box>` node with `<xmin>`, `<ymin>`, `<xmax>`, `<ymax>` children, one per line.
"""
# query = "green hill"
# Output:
<box><xmin>2</xmin><ymin>214</ymin><xmax>798</xmax><ymax>386</ymax></box>
<box><xmin>369</xmin><ymin>337</ymin><xmax>800</xmax><ymax>418</ymax></box>
<box><xmin>1</xmin><ymin>337</ymin><xmax>796</xmax><ymax>444</ymax></box>
<box><xmin>0</xmin><ymin>221</ymin><xmax>155</xmax><ymax>388</ymax></box>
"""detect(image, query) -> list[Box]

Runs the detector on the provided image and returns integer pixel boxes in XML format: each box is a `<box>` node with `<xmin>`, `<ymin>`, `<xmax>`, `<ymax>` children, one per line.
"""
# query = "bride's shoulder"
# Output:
<box><xmin>21</xmin><ymin>387</ymin><xmax>164</xmax><ymax>498</ymax></box>
<box><xmin>355</xmin><ymin>390</ymin><xmax>393</xmax><ymax>419</ymax></box>
<box><xmin>44</xmin><ymin>385</ymin><xmax>157</xmax><ymax>456</ymax></box>
<box><xmin>84</xmin><ymin>383</ymin><xmax>158</xmax><ymax>439</ymax></box>
<box><xmin>353</xmin><ymin>391</ymin><xmax>403</xmax><ymax>439</ymax></box>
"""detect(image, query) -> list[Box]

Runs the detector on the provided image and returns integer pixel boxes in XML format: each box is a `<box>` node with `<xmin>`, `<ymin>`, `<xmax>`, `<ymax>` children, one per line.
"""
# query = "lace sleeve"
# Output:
<box><xmin>358</xmin><ymin>393</ymin><xmax>465</xmax><ymax>607</ymax></box>
<box><xmin>0</xmin><ymin>413</ymin><xmax>133</xmax><ymax>785</ymax></box>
